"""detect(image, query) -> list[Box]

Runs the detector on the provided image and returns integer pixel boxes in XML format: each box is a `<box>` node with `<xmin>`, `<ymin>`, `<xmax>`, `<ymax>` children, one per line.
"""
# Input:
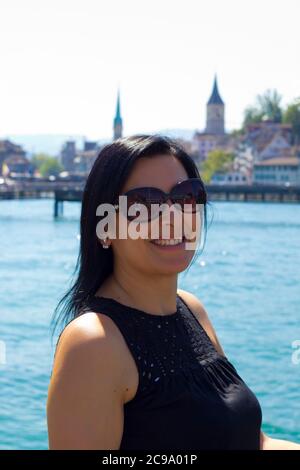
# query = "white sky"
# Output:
<box><xmin>0</xmin><ymin>0</ymin><xmax>299</xmax><ymax>140</ymax></box>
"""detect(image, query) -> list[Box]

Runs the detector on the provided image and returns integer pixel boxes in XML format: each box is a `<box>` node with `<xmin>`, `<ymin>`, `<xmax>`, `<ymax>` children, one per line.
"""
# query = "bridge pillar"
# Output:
<box><xmin>54</xmin><ymin>199</ymin><xmax>59</xmax><ymax>218</ymax></box>
<box><xmin>54</xmin><ymin>200</ymin><xmax>64</xmax><ymax>218</ymax></box>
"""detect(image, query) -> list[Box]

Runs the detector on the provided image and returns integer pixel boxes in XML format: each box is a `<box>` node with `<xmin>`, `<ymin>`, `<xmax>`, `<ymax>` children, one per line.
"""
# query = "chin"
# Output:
<box><xmin>151</xmin><ymin>256</ymin><xmax>193</xmax><ymax>275</ymax></box>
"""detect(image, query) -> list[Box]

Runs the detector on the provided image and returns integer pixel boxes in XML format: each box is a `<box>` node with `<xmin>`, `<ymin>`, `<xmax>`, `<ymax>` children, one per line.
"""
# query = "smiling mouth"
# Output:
<box><xmin>150</xmin><ymin>236</ymin><xmax>186</xmax><ymax>247</ymax></box>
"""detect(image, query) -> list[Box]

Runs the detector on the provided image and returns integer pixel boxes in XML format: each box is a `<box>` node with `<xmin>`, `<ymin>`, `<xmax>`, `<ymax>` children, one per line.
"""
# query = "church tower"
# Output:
<box><xmin>205</xmin><ymin>76</ymin><xmax>225</xmax><ymax>135</ymax></box>
<box><xmin>113</xmin><ymin>89</ymin><xmax>123</xmax><ymax>140</ymax></box>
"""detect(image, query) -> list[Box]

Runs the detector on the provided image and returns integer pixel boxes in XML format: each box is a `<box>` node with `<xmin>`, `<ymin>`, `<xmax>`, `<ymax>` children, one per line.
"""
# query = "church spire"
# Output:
<box><xmin>205</xmin><ymin>75</ymin><xmax>225</xmax><ymax>134</ymax></box>
<box><xmin>207</xmin><ymin>75</ymin><xmax>224</xmax><ymax>105</ymax></box>
<box><xmin>113</xmin><ymin>88</ymin><xmax>123</xmax><ymax>140</ymax></box>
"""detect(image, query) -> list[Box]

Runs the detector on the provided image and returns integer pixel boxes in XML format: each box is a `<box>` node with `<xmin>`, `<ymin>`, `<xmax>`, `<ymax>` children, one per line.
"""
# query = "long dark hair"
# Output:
<box><xmin>51</xmin><ymin>134</ymin><xmax>212</xmax><ymax>338</ymax></box>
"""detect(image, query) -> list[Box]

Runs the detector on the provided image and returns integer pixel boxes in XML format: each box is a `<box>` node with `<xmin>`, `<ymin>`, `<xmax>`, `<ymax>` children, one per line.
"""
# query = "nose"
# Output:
<box><xmin>160</xmin><ymin>198</ymin><xmax>183</xmax><ymax>239</ymax></box>
<box><xmin>163</xmin><ymin>198</ymin><xmax>176</xmax><ymax>222</ymax></box>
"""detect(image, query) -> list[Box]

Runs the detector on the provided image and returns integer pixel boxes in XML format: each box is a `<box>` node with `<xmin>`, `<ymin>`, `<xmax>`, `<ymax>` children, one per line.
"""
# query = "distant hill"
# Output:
<box><xmin>3</xmin><ymin>129</ymin><xmax>196</xmax><ymax>157</ymax></box>
<box><xmin>156</xmin><ymin>129</ymin><xmax>196</xmax><ymax>140</ymax></box>
<box><xmin>3</xmin><ymin>134</ymin><xmax>110</xmax><ymax>157</ymax></box>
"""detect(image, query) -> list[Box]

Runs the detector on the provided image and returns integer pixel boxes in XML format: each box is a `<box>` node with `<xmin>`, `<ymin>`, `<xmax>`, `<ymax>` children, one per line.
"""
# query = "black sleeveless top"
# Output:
<box><xmin>87</xmin><ymin>293</ymin><xmax>262</xmax><ymax>450</ymax></box>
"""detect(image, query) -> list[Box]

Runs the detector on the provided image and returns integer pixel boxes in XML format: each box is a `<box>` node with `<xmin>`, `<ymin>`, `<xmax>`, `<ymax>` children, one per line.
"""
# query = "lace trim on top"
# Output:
<box><xmin>87</xmin><ymin>293</ymin><xmax>225</xmax><ymax>401</ymax></box>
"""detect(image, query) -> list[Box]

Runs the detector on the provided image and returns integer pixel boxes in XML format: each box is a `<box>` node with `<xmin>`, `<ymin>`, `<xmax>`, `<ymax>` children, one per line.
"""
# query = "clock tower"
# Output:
<box><xmin>205</xmin><ymin>76</ymin><xmax>225</xmax><ymax>135</ymax></box>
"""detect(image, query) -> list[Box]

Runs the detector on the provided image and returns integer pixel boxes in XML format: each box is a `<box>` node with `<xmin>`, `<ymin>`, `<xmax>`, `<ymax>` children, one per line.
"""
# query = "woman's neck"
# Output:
<box><xmin>97</xmin><ymin>269</ymin><xmax>178</xmax><ymax>316</ymax></box>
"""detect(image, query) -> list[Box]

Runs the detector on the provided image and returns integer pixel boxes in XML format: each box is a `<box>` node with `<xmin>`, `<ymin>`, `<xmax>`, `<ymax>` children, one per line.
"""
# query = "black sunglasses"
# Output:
<box><xmin>113</xmin><ymin>178</ymin><xmax>207</xmax><ymax>222</ymax></box>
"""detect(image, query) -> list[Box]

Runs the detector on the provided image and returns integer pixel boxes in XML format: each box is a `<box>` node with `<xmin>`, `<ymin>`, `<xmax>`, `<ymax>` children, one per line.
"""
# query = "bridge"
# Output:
<box><xmin>0</xmin><ymin>180</ymin><xmax>300</xmax><ymax>217</ymax></box>
<box><xmin>0</xmin><ymin>180</ymin><xmax>84</xmax><ymax>217</ymax></box>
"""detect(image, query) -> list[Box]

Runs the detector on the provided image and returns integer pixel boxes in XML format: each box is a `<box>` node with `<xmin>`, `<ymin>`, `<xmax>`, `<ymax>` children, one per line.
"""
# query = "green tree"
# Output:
<box><xmin>229</xmin><ymin>128</ymin><xmax>245</xmax><ymax>138</ymax></box>
<box><xmin>243</xmin><ymin>106</ymin><xmax>264</xmax><ymax>127</ymax></box>
<box><xmin>243</xmin><ymin>89</ymin><xmax>283</xmax><ymax>128</ymax></box>
<box><xmin>31</xmin><ymin>153</ymin><xmax>51</xmax><ymax>169</ymax></box>
<box><xmin>201</xmin><ymin>150</ymin><xmax>235</xmax><ymax>183</ymax></box>
<box><xmin>39</xmin><ymin>158</ymin><xmax>63</xmax><ymax>177</ymax></box>
<box><xmin>283</xmin><ymin>98</ymin><xmax>300</xmax><ymax>144</ymax></box>
<box><xmin>31</xmin><ymin>153</ymin><xmax>63</xmax><ymax>177</ymax></box>
<box><xmin>257</xmin><ymin>89</ymin><xmax>282</xmax><ymax>122</ymax></box>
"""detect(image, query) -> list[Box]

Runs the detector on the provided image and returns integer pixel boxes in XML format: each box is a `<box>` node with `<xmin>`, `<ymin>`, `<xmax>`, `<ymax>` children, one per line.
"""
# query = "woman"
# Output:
<box><xmin>47</xmin><ymin>134</ymin><xmax>300</xmax><ymax>450</ymax></box>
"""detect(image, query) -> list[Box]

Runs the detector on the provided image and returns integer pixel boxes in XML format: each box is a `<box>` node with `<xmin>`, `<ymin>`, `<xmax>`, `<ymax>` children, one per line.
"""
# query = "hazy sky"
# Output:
<box><xmin>1</xmin><ymin>0</ymin><xmax>299</xmax><ymax>140</ymax></box>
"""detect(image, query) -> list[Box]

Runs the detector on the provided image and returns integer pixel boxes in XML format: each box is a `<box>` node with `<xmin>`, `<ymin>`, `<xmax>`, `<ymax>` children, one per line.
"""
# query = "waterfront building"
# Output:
<box><xmin>60</xmin><ymin>141</ymin><xmax>77</xmax><ymax>173</ymax></box>
<box><xmin>242</xmin><ymin>121</ymin><xmax>293</xmax><ymax>162</ymax></box>
<box><xmin>2</xmin><ymin>154</ymin><xmax>34</xmax><ymax>179</ymax></box>
<box><xmin>0</xmin><ymin>140</ymin><xmax>27</xmax><ymax>176</ymax></box>
<box><xmin>211</xmin><ymin>170</ymin><xmax>249</xmax><ymax>185</ymax></box>
<box><xmin>253</xmin><ymin>155</ymin><xmax>300</xmax><ymax>185</ymax></box>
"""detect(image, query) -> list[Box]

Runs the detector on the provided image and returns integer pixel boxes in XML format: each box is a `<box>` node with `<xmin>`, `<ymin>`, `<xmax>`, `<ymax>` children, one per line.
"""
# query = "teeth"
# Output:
<box><xmin>151</xmin><ymin>239</ymin><xmax>183</xmax><ymax>246</ymax></box>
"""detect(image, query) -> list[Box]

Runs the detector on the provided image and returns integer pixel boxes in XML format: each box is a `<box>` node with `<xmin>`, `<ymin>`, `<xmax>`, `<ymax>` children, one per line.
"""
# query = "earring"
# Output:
<box><xmin>101</xmin><ymin>237</ymin><xmax>110</xmax><ymax>249</ymax></box>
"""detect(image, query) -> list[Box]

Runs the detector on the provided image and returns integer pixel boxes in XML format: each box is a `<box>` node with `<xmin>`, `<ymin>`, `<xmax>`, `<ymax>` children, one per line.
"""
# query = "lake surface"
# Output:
<box><xmin>0</xmin><ymin>198</ymin><xmax>299</xmax><ymax>449</ymax></box>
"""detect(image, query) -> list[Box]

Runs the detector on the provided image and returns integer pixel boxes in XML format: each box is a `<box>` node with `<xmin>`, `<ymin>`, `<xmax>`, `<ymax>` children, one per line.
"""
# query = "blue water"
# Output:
<box><xmin>0</xmin><ymin>198</ymin><xmax>299</xmax><ymax>449</ymax></box>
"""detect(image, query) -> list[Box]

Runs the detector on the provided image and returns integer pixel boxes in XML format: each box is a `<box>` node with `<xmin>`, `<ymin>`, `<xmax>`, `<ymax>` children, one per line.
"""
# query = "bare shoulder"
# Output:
<box><xmin>177</xmin><ymin>288</ymin><xmax>225</xmax><ymax>356</ymax></box>
<box><xmin>176</xmin><ymin>288</ymin><xmax>213</xmax><ymax>326</ymax></box>
<box><xmin>52</xmin><ymin>311</ymin><xmax>125</xmax><ymax>376</ymax></box>
<box><xmin>47</xmin><ymin>312</ymin><xmax>126</xmax><ymax>449</ymax></box>
<box><xmin>49</xmin><ymin>311</ymin><xmax>127</xmax><ymax>406</ymax></box>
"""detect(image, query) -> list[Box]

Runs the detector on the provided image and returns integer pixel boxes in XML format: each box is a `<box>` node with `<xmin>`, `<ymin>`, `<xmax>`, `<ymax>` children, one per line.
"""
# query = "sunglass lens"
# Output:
<box><xmin>172</xmin><ymin>179</ymin><xmax>206</xmax><ymax>212</ymax></box>
<box><xmin>126</xmin><ymin>189</ymin><xmax>164</xmax><ymax>221</ymax></box>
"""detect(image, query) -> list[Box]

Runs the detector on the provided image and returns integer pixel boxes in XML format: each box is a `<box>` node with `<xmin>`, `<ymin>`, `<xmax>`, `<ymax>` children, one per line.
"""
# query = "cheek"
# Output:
<box><xmin>183</xmin><ymin>210</ymin><xmax>203</xmax><ymax>242</ymax></box>
<box><xmin>115</xmin><ymin>212</ymin><xmax>151</xmax><ymax>241</ymax></box>
<box><xmin>113</xmin><ymin>214</ymin><xmax>150</xmax><ymax>252</ymax></box>
<box><xmin>113</xmin><ymin>238</ymin><xmax>151</xmax><ymax>271</ymax></box>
